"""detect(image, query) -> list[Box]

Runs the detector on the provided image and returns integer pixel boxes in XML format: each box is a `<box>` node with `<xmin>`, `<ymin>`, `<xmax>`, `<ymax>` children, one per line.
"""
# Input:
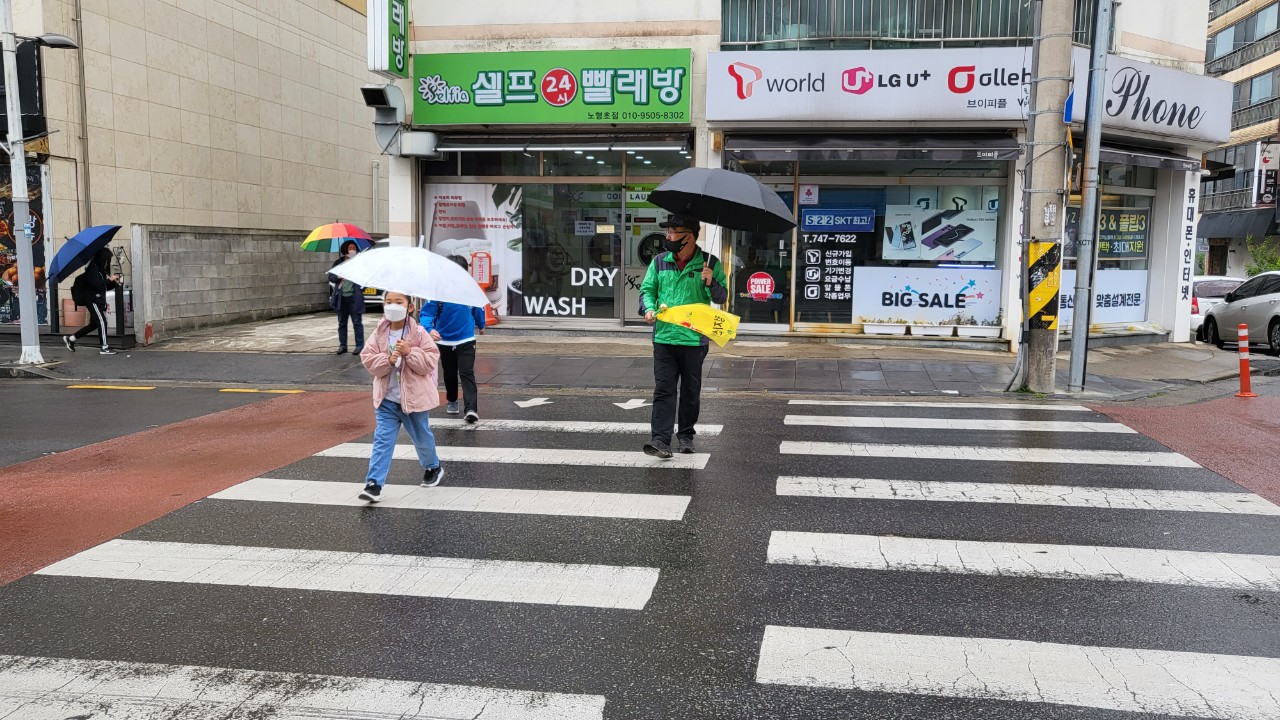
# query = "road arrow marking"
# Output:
<box><xmin>614</xmin><ymin>399</ymin><xmax>651</xmax><ymax>410</ymax></box>
<box><xmin>514</xmin><ymin>398</ymin><xmax>554</xmax><ymax>408</ymax></box>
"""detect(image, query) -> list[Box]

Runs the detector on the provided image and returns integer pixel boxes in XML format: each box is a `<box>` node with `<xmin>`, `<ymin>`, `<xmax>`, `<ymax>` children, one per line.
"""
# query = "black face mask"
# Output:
<box><xmin>663</xmin><ymin>235</ymin><xmax>688</xmax><ymax>254</ymax></box>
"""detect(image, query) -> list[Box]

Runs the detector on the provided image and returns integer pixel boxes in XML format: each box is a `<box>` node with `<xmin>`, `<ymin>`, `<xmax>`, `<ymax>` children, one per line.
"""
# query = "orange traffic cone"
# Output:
<box><xmin>485</xmin><ymin>303</ymin><xmax>499</xmax><ymax>327</ymax></box>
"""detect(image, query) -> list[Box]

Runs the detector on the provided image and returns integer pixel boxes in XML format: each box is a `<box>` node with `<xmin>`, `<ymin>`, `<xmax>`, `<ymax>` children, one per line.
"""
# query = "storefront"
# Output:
<box><xmin>410</xmin><ymin>48</ymin><xmax>695</xmax><ymax>324</ymax></box>
<box><xmin>705</xmin><ymin>46</ymin><xmax>1230</xmax><ymax>343</ymax></box>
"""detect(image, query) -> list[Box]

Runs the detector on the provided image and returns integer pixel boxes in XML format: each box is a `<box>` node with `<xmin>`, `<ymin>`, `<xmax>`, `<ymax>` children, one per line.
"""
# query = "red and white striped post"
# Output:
<box><xmin>1237</xmin><ymin>324</ymin><xmax>1258</xmax><ymax>398</ymax></box>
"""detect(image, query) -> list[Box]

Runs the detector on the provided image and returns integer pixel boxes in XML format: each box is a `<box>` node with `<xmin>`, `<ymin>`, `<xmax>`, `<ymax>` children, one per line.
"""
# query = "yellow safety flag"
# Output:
<box><xmin>655</xmin><ymin>304</ymin><xmax>740</xmax><ymax>347</ymax></box>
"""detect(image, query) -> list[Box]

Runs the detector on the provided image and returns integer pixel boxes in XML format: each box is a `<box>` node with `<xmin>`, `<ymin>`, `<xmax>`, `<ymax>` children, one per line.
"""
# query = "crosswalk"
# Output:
<box><xmin>2</xmin><ymin>406</ymin><xmax>710</xmax><ymax>717</ymax></box>
<box><xmin>3</xmin><ymin>395</ymin><xmax>1279</xmax><ymax>718</ymax></box>
<box><xmin>758</xmin><ymin>399</ymin><xmax>1280</xmax><ymax>719</ymax></box>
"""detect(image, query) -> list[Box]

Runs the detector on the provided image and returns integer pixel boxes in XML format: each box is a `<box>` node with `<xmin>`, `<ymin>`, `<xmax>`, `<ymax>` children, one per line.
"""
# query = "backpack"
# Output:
<box><xmin>71</xmin><ymin>271</ymin><xmax>92</xmax><ymax>308</ymax></box>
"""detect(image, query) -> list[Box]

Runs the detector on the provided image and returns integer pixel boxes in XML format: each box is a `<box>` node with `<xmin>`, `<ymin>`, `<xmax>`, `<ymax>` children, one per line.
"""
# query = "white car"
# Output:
<box><xmin>1201</xmin><ymin>270</ymin><xmax>1280</xmax><ymax>353</ymax></box>
<box><xmin>1191</xmin><ymin>275</ymin><xmax>1244</xmax><ymax>338</ymax></box>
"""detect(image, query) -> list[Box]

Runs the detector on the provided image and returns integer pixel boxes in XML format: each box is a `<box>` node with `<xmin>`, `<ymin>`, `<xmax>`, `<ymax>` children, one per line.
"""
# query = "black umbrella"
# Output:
<box><xmin>647</xmin><ymin>168</ymin><xmax>796</xmax><ymax>233</ymax></box>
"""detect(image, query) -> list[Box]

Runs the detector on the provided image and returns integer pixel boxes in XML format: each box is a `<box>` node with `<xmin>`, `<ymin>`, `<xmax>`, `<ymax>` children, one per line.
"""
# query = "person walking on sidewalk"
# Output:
<box><xmin>420</xmin><ymin>300</ymin><xmax>486</xmax><ymax>424</ymax></box>
<box><xmin>639</xmin><ymin>213</ymin><xmax>728</xmax><ymax>458</ymax></box>
<box><xmin>62</xmin><ymin>247</ymin><xmax>121</xmax><ymax>355</ymax></box>
<box><xmin>329</xmin><ymin>240</ymin><xmax>365</xmax><ymax>355</ymax></box>
<box><xmin>358</xmin><ymin>291</ymin><xmax>444</xmax><ymax>502</ymax></box>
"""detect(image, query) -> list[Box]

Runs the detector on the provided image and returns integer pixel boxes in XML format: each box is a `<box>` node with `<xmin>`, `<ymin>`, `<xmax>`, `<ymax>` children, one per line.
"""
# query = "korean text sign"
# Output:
<box><xmin>368</xmin><ymin>0</ymin><xmax>408</xmax><ymax>79</ymax></box>
<box><xmin>414</xmin><ymin>49</ymin><xmax>692</xmax><ymax>125</ymax></box>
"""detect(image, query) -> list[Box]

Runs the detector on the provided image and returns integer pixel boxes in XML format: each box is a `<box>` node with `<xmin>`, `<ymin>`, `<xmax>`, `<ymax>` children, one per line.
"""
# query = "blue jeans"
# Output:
<box><xmin>366</xmin><ymin>399</ymin><xmax>440</xmax><ymax>486</ymax></box>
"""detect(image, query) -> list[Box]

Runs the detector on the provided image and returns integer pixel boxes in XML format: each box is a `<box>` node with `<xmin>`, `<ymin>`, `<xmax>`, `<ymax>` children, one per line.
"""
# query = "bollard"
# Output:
<box><xmin>1237</xmin><ymin>324</ymin><xmax>1258</xmax><ymax>398</ymax></box>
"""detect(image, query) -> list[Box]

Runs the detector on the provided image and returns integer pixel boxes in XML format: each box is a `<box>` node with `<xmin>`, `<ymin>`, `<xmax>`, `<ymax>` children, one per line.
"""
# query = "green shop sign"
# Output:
<box><xmin>414</xmin><ymin>49</ymin><xmax>692</xmax><ymax>125</ymax></box>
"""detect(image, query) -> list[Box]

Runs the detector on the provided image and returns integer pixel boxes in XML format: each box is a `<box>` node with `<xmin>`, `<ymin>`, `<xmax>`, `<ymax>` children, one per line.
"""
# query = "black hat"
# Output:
<box><xmin>659</xmin><ymin>213</ymin><xmax>701</xmax><ymax>234</ymax></box>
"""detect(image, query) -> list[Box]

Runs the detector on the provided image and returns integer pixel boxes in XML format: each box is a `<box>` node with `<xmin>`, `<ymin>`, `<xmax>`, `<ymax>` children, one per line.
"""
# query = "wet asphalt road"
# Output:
<box><xmin>0</xmin><ymin>390</ymin><xmax>1277</xmax><ymax>719</ymax></box>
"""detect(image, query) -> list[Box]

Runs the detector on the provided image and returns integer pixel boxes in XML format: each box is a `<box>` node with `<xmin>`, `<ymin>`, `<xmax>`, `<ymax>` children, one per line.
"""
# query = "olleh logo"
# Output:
<box><xmin>948</xmin><ymin>65</ymin><xmax>1031</xmax><ymax>93</ymax></box>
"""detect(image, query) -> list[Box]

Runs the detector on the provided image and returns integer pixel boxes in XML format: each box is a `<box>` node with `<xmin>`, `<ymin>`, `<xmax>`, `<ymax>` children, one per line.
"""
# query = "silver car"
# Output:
<box><xmin>1191</xmin><ymin>275</ymin><xmax>1244</xmax><ymax>339</ymax></box>
<box><xmin>1201</xmin><ymin>270</ymin><xmax>1280</xmax><ymax>354</ymax></box>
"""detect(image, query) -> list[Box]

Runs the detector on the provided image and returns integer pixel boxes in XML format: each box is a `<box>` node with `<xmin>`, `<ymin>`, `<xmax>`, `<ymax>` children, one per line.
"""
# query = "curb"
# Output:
<box><xmin>0</xmin><ymin>363</ymin><xmax>67</xmax><ymax>380</ymax></box>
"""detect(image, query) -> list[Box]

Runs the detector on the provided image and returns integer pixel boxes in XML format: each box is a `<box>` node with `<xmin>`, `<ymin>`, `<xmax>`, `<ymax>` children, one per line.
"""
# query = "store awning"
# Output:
<box><xmin>435</xmin><ymin>133</ymin><xmax>691</xmax><ymax>152</ymax></box>
<box><xmin>1198</xmin><ymin>208</ymin><xmax>1276</xmax><ymax>239</ymax></box>
<box><xmin>724</xmin><ymin>133</ymin><xmax>1021</xmax><ymax>161</ymax></box>
<box><xmin>1097</xmin><ymin>144</ymin><xmax>1202</xmax><ymax>173</ymax></box>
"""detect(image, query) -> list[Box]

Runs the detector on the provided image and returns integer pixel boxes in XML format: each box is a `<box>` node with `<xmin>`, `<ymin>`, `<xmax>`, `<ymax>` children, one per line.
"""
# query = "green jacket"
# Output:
<box><xmin>640</xmin><ymin>249</ymin><xmax>729</xmax><ymax>346</ymax></box>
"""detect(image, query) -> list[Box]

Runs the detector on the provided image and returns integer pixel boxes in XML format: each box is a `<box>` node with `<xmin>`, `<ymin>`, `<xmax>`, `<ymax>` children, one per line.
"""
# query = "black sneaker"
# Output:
<box><xmin>464</xmin><ymin>410</ymin><xmax>479</xmax><ymax>424</ymax></box>
<box><xmin>358</xmin><ymin>482</ymin><xmax>382</xmax><ymax>502</ymax></box>
<box><xmin>99</xmin><ymin>348</ymin><xmax>118</xmax><ymax>355</ymax></box>
<box><xmin>643</xmin><ymin>440</ymin><xmax>673</xmax><ymax>459</ymax></box>
<box><xmin>335</xmin><ymin>348</ymin><xmax>348</xmax><ymax>355</ymax></box>
<box><xmin>421</xmin><ymin>465</ymin><xmax>444</xmax><ymax>487</ymax></box>
<box><xmin>62</xmin><ymin>335</ymin><xmax>75</xmax><ymax>352</ymax></box>
<box><xmin>676</xmin><ymin>437</ymin><xmax>695</xmax><ymax>454</ymax></box>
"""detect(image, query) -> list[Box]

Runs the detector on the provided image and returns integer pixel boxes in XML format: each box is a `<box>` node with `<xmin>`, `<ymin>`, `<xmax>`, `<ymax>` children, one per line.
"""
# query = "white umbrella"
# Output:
<box><xmin>328</xmin><ymin>246</ymin><xmax>490</xmax><ymax>307</ymax></box>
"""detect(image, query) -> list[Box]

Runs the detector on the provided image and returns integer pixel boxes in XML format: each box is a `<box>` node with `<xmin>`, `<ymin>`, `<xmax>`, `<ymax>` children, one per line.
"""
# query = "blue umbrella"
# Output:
<box><xmin>48</xmin><ymin>225</ymin><xmax>121</xmax><ymax>284</ymax></box>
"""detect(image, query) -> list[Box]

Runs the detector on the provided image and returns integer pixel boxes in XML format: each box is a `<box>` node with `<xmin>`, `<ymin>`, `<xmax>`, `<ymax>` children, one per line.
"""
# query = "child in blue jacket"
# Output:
<box><xmin>419</xmin><ymin>300</ymin><xmax>486</xmax><ymax>423</ymax></box>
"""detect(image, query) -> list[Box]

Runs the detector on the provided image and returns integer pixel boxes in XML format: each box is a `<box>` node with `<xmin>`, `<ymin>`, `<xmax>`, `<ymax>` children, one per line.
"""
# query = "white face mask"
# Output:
<box><xmin>383</xmin><ymin>304</ymin><xmax>408</xmax><ymax>322</ymax></box>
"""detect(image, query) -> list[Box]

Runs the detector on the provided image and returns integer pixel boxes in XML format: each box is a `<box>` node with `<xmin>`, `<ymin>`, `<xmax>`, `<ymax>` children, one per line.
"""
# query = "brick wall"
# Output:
<box><xmin>131</xmin><ymin>225</ymin><xmax>332</xmax><ymax>344</ymax></box>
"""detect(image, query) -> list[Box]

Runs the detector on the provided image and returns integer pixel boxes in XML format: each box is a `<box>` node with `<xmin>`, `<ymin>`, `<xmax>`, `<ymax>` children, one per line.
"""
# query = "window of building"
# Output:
<box><xmin>1208</xmin><ymin>3</ymin><xmax>1279</xmax><ymax>60</ymax></box>
<box><xmin>1209</xmin><ymin>25</ymin><xmax>1235</xmax><ymax>59</ymax></box>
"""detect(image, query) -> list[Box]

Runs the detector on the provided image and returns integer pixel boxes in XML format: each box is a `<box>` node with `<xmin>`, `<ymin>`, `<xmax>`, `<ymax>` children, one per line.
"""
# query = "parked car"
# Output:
<box><xmin>1201</xmin><ymin>270</ymin><xmax>1280</xmax><ymax>353</ymax></box>
<box><xmin>1191</xmin><ymin>275</ymin><xmax>1244</xmax><ymax>340</ymax></box>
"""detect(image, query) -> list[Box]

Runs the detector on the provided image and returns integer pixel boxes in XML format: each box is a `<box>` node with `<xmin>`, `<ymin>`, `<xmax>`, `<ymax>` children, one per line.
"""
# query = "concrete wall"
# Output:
<box><xmin>1114</xmin><ymin>0</ymin><xmax>1210</xmax><ymax>72</ymax></box>
<box><xmin>131</xmin><ymin>225</ymin><xmax>331</xmax><ymax>343</ymax></box>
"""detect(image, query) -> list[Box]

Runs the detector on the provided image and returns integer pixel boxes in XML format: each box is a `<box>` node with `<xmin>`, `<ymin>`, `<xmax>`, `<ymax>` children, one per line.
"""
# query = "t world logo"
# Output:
<box><xmin>1104</xmin><ymin>66</ymin><xmax>1205</xmax><ymax>130</ymax></box>
<box><xmin>728</xmin><ymin>61</ymin><xmax>825</xmax><ymax>99</ymax></box>
<box><xmin>947</xmin><ymin>65</ymin><xmax>1031</xmax><ymax>93</ymax></box>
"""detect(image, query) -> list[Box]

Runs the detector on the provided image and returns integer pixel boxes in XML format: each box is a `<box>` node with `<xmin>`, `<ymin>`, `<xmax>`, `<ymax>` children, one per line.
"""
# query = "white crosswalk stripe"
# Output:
<box><xmin>788</xmin><ymin>400</ymin><xmax>1093</xmax><ymax>411</ymax></box>
<box><xmin>776</xmin><ymin>476</ymin><xmax>1280</xmax><ymax>515</ymax></box>
<box><xmin>784</xmin><ymin>414</ymin><xmax>1135</xmax><ymax>433</ymax></box>
<box><xmin>0</xmin><ymin>654</ymin><xmax>606</xmax><ymax>720</ymax></box>
<box><xmin>433</xmin><ymin>418</ymin><xmax>723</xmax><ymax>435</ymax></box>
<box><xmin>318</xmin><ymin>443</ymin><xmax>711</xmax><ymax>469</ymax></box>
<box><xmin>38</xmin><ymin>539</ymin><xmax>661</xmax><ymax>610</ymax></box>
<box><xmin>767</xmin><ymin>531</ymin><xmax>1280</xmax><ymax>591</ymax></box>
<box><xmin>213</xmin><ymin>477</ymin><xmax>692</xmax><ymax>520</ymax></box>
<box><xmin>780</xmin><ymin>440</ymin><xmax>1200</xmax><ymax>467</ymax></box>
<box><xmin>756</xmin><ymin>626</ymin><xmax>1280</xmax><ymax>720</ymax></box>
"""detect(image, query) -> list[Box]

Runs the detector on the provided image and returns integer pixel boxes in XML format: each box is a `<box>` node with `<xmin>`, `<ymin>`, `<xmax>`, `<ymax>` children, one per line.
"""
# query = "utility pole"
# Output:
<box><xmin>1020</xmin><ymin>0</ymin><xmax>1076</xmax><ymax>393</ymax></box>
<box><xmin>1</xmin><ymin>0</ymin><xmax>41</xmax><ymax>364</ymax></box>
<box><xmin>1068</xmin><ymin>0</ymin><xmax>1115</xmax><ymax>393</ymax></box>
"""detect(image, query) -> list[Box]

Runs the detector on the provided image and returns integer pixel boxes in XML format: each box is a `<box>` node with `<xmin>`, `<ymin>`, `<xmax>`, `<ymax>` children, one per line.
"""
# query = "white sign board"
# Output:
<box><xmin>799</xmin><ymin>184</ymin><xmax>819</xmax><ymax>205</ymax></box>
<box><xmin>708</xmin><ymin>48</ymin><xmax>1231</xmax><ymax>145</ymax></box>
<box><xmin>852</xmin><ymin>267</ymin><xmax>1003</xmax><ymax>325</ymax></box>
<box><xmin>1067</xmin><ymin>48</ymin><xmax>1230</xmax><ymax>145</ymax></box>
<box><xmin>1058</xmin><ymin>269</ymin><xmax>1149</xmax><ymax>326</ymax></box>
<box><xmin>708</xmin><ymin>48</ymin><xmax>1031</xmax><ymax>123</ymax></box>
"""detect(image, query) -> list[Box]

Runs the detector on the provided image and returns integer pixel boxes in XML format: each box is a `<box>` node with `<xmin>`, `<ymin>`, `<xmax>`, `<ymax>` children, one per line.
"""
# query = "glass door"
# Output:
<box><xmin>727</xmin><ymin>186</ymin><xmax>793</xmax><ymax>326</ymax></box>
<box><xmin>621</xmin><ymin>184</ymin><xmax>671</xmax><ymax>323</ymax></box>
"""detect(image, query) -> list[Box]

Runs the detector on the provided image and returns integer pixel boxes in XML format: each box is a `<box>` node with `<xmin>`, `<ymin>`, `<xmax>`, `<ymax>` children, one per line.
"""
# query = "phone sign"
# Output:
<box><xmin>801</xmin><ymin>208</ymin><xmax>876</xmax><ymax>233</ymax></box>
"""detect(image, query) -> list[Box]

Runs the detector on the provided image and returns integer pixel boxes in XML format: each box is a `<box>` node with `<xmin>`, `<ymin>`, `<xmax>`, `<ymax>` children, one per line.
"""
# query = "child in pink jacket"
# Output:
<box><xmin>358</xmin><ymin>291</ymin><xmax>443</xmax><ymax>502</ymax></box>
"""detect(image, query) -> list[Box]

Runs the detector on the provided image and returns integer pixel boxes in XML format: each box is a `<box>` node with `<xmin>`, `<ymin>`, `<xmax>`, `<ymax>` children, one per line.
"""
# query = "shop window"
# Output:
<box><xmin>460</xmin><ymin>151</ymin><xmax>539</xmax><ymax>177</ymax></box>
<box><xmin>544</xmin><ymin>151</ymin><xmax>623</xmax><ymax>177</ymax></box>
<box><xmin>519</xmin><ymin>184</ymin><xmax>623</xmax><ymax>319</ymax></box>
<box><xmin>627</xmin><ymin>150</ymin><xmax>693</xmax><ymax>177</ymax></box>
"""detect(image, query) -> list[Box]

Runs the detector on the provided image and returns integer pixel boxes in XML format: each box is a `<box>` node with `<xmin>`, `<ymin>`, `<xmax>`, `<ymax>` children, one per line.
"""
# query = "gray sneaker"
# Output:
<box><xmin>446</xmin><ymin>401</ymin><xmax>460</xmax><ymax>414</ymax></box>
<box><xmin>675</xmin><ymin>437</ymin><xmax>695</xmax><ymax>454</ymax></box>
<box><xmin>643</xmin><ymin>440</ymin><xmax>673</xmax><ymax>459</ymax></box>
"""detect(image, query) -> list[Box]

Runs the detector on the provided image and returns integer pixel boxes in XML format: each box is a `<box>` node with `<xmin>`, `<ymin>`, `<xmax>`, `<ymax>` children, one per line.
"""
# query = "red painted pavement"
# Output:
<box><xmin>0</xmin><ymin>391</ymin><xmax>374</xmax><ymax>586</ymax></box>
<box><xmin>1098</xmin><ymin>396</ymin><xmax>1280</xmax><ymax>504</ymax></box>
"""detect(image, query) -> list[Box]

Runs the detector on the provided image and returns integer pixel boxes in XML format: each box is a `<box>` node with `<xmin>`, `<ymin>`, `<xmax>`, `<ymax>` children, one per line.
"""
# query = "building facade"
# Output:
<box><xmin>384</xmin><ymin>0</ymin><xmax>1228</xmax><ymax>347</ymax></box>
<box><xmin>1198</xmin><ymin>0</ymin><xmax>1280</xmax><ymax>279</ymax></box>
<box><xmin>0</xmin><ymin>0</ymin><xmax>389</xmax><ymax>343</ymax></box>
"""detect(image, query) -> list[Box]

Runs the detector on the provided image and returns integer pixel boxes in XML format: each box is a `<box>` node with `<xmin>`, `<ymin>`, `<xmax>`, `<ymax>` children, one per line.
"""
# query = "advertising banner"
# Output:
<box><xmin>368</xmin><ymin>0</ymin><xmax>409</xmax><ymax>79</ymax></box>
<box><xmin>1064</xmin><ymin>207</ymin><xmax>1150</xmax><ymax>260</ymax></box>
<box><xmin>1058</xmin><ymin>270</ymin><xmax>1149</xmax><ymax>326</ymax></box>
<box><xmin>1256</xmin><ymin>141</ymin><xmax>1278</xmax><ymax>207</ymax></box>
<box><xmin>882</xmin><ymin>187</ymin><xmax>999</xmax><ymax>263</ymax></box>
<box><xmin>708</xmin><ymin>48</ymin><xmax>1032</xmax><ymax>122</ymax></box>
<box><xmin>0</xmin><ymin>165</ymin><xmax>47</xmax><ymax>325</ymax></box>
<box><xmin>415</xmin><ymin>49</ymin><xmax>692</xmax><ymax>125</ymax></box>
<box><xmin>425</xmin><ymin>184</ymin><xmax>522</xmax><ymax>317</ymax></box>
<box><xmin>852</xmin><ymin>266</ymin><xmax>1002</xmax><ymax>325</ymax></box>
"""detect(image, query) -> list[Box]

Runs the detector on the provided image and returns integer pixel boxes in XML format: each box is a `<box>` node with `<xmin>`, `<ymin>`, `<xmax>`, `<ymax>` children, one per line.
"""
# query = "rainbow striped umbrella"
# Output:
<box><xmin>300</xmin><ymin>223</ymin><xmax>373</xmax><ymax>252</ymax></box>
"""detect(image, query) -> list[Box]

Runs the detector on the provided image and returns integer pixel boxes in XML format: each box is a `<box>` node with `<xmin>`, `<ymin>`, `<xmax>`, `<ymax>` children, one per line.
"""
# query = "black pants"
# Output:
<box><xmin>650</xmin><ymin>342</ymin><xmax>709</xmax><ymax>445</ymax></box>
<box><xmin>71</xmin><ymin>302</ymin><xmax>109</xmax><ymax>349</ymax></box>
<box><xmin>337</xmin><ymin>295</ymin><xmax>364</xmax><ymax>350</ymax></box>
<box><xmin>440</xmin><ymin>341</ymin><xmax>478</xmax><ymax>413</ymax></box>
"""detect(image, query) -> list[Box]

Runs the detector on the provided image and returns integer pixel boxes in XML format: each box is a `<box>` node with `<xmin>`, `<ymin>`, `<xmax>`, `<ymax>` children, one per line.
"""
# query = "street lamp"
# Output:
<box><xmin>2</xmin><ymin>0</ymin><xmax>79</xmax><ymax>363</ymax></box>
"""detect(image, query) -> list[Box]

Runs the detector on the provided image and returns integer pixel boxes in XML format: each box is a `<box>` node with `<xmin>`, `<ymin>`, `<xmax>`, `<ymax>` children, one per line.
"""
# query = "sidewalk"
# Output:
<box><xmin>3</xmin><ymin>312</ymin><xmax>1269</xmax><ymax>400</ymax></box>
